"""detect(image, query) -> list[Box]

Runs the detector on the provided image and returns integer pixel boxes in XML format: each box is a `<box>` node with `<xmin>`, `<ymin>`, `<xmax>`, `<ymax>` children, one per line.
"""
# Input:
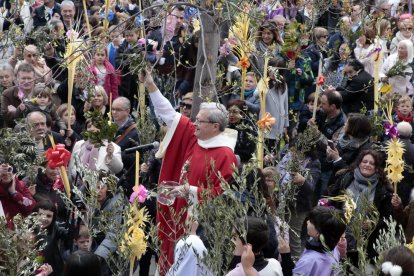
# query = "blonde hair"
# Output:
<box><xmin>398</xmin><ymin>95</ymin><xmax>413</xmax><ymax>107</ymax></box>
<box><xmin>56</xmin><ymin>103</ymin><xmax>76</xmax><ymax>119</ymax></box>
<box><xmin>93</xmin><ymin>85</ymin><xmax>108</xmax><ymax>106</ymax></box>
<box><xmin>32</xmin><ymin>83</ymin><xmax>52</xmax><ymax>99</ymax></box>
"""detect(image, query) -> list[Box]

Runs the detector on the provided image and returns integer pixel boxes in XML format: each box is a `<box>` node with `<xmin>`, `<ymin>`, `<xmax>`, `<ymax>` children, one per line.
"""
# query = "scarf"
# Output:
<box><xmin>305</xmin><ymin>237</ymin><xmax>327</xmax><ymax>253</ymax></box>
<box><xmin>346</xmin><ymin>168</ymin><xmax>379</xmax><ymax>211</ymax></box>
<box><xmin>337</xmin><ymin>134</ymin><xmax>369</xmax><ymax>151</ymax></box>
<box><xmin>396</xmin><ymin>111</ymin><xmax>413</xmax><ymax>123</ymax></box>
<box><xmin>244</xmin><ymin>88</ymin><xmax>255</xmax><ymax>98</ymax></box>
<box><xmin>81</xmin><ymin>141</ymin><xmax>100</xmax><ymax>170</ymax></box>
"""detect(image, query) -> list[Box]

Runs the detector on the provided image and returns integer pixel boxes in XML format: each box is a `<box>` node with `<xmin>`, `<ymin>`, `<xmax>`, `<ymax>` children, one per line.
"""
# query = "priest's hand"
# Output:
<box><xmin>168</xmin><ymin>183</ymin><xmax>190</xmax><ymax>198</ymax></box>
<box><xmin>138</xmin><ymin>70</ymin><xmax>158</xmax><ymax>93</ymax></box>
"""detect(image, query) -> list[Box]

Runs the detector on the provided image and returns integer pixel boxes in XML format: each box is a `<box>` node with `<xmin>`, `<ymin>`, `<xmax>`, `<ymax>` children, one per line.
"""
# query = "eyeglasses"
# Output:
<box><xmin>194</xmin><ymin>118</ymin><xmax>214</xmax><ymax>125</ymax></box>
<box><xmin>180</xmin><ymin>102</ymin><xmax>192</xmax><ymax>109</ymax></box>
<box><xmin>406</xmin><ymin>28</ymin><xmax>413</xmax><ymax>31</ymax></box>
<box><xmin>112</xmin><ymin>108</ymin><xmax>128</xmax><ymax>112</ymax></box>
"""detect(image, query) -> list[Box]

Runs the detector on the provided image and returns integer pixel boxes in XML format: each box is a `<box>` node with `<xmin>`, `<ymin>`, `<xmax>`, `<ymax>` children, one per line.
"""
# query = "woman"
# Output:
<box><xmin>227</xmin><ymin>100</ymin><xmax>257</xmax><ymax>164</ymax></box>
<box><xmin>69</xmin><ymin>118</ymin><xmax>123</xmax><ymax>184</ymax></box>
<box><xmin>327</xmin><ymin>113</ymin><xmax>372</xmax><ymax>176</ymax></box>
<box><xmin>92</xmin><ymin>171</ymin><xmax>125</xmax><ymax>276</ymax></box>
<box><xmin>0</xmin><ymin>63</ymin><xmax>15</xmax><ymax>127</ymax></box>
<box><xmin>379</xmin><ymin>19</ymin><xmax>392</xmax><ymax>59</ymax></box>
<box><xmin>390</xmin><ymin>17</ymin><xmax>414</xmax><ymax>54</ymax></box>
<box><xmin>83</xmin><ymin>86</ymin><xmax>110</xmax><ymax>117</ymax></box>
<box><xmin>381</xmin><ymin>39</ymin><xmax>414</xmax><ymax>96</ymax></box>
<box><xmin>324</xmin><ymin>43</ymin><xmax>351</xmax><ymax>87</ymax></box>
<box><xmin>354</xmin><ymin>25</ymin><xmax>377</xmax><ymax>76</ymax></box>
<box><xmin>264</xmin><ymin>57</ymin><xmax>289</xmax><ymax>151</ymax></box>
<box><xmin>304</xmin><ymin>27</ymin><xmax>329</xmax><ymax>78</ymax></box>
<box><xmin>329</xmin><ymin>150</ymin><xmax>393</xmax><ymax>261</ymax></box>
<box><xmin>251</xmin><ymin>21</ymin><xmax>283</xmax><ymax>76</ymax></box>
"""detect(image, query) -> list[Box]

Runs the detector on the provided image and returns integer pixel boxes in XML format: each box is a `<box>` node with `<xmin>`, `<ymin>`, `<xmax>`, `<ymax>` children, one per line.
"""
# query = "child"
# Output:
<box><xmin>292</xmin><ymin>206</ymin><xmax>346</xmax><ymax>276</ymax></box>
<box><xmin>89</xmin><ymin>48</ymin><xmax>119</xmax><ymax>100</ymax></box>
<box><xmin>35</xmin><ymin>200</ymin><xmax>70</xmax><ymax>276</ymax></box>
<box><xmin>17</xmin><ymin>84</ymin><xmax>66</xmax><ymax>133</ymax></box>
<box><xmin>380</xmin><ymin>246</ymin><xmax>414</xmax><ymax>276</ymax></box>
<box><xmin>63</xmin><ymin>224</ymin><xmax>92</xmax><ymax>260</ymax></box>
<box><xmin>227</xmin><ymin>216</ymin><xmax>283</xmax><ymax>276</ymax></box>
<box><xmin>393</xmin><ymin>96</ymin><xmax>414</xmax><ymax>141</ymax></box>
<box><xmin>55</xmin><ymin>103</ymin><xmax>82</xmax><ymax>149</ymax></box>
<box><xmin>107</xmin><ymin>25</ymin><xmax>124</xmax><ymax>68</ymax></box>
<box><xmin>298</xmin><ymin>92</ymin><xmax>320</xmax><ymax>133</ymax></box>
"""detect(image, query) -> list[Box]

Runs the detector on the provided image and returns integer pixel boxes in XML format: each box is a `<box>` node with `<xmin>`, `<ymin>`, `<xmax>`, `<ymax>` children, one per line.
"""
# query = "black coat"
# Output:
<box><xmin>114</xmin><ymin>117</ymin><xmax>140</xmax><ymax>196</ymax></box>
<box><xmin>33</xmin><ymin>3</ymin><xmax>61</xmax><ymax>28</ymax></box>
<box><xmin>329</xmin><ymin>170</ymin><xmax>393</xmax><ymax>260</ymax></box>
<box><xmin>396</xmin><ymin>138</ymin><xmax>414</xmax><ymax>206</ymax></box>
<box><xmin>336</xmin><ymin>70</ymin><xmax>374</xmax><ymax>114</ymax></box>
<box><xmin>228</xmin><ymin>120</ymin><xmax>257</xmax><ymax>163</ymax></box>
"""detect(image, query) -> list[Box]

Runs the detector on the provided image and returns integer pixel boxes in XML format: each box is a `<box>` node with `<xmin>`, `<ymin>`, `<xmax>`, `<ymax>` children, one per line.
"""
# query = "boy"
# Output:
<box><xmin>393</xmin><ymin>95</ymin><xmax>414</xmax><ymax>142</ymax></box>
<box><xmin>107</xmin><ymin>25</ymin><xmax>124</xmax><ymax>68</ymax></box>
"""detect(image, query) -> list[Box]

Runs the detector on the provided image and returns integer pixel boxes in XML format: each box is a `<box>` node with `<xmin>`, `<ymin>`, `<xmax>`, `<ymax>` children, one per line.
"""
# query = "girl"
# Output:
<box><xmin>89</xmin><ymin>48</ymin><xmax>119</xmax><ymax>100</ymax></box>
<box><xmin>17</xmin><ymin>83</ymin><xmax>66</xmax><ymax>132</ymax></box>
<box><xmin>56</xmin><ymin>103</ymin><xmax>83</xmax><ymax>149</ymax></box>
<box><xmin>35</xmin><ymin>200</ymin><xmax>70</xmax><ymax>276</ymax></box>
<box><xmin>292</xmin><ymin>206</ymin><xmax>346</xmax><ymax>276</ymax></box>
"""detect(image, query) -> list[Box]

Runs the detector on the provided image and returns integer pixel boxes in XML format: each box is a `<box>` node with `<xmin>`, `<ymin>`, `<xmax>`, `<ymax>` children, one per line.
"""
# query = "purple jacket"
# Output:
<box><xmin>293</xmin><ymin>247</ymin><xmax>340</xmax><ymax>276</ymax></box>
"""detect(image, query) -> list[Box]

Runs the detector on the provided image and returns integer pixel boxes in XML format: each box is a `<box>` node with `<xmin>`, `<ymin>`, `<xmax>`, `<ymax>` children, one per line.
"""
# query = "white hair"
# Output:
<box><xmin>61</xmin><ymin>0</ymin><xmax>75</xmax><ymax>9</ymax></box>
<box><xmin>200</xmin><ymin>102</ymin><xmax>228</xmax><ymax>131</ymax></box>
<box><xmin>399</xmin><ymin>40</ymin><xmax>414</xmax><ymax>63</ymax></box>
<box><xmin>397</xmin><ymin>121</ymin><xmax>413</xmax><ymax>138</ymax></box>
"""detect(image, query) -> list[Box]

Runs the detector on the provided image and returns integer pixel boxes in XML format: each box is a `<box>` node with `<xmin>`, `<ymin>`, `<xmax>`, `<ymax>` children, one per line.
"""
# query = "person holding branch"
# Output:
<box><xmin>139</xmin><ymin>70</ymin><xmax>238</xmax><ymax>275</ymax></box>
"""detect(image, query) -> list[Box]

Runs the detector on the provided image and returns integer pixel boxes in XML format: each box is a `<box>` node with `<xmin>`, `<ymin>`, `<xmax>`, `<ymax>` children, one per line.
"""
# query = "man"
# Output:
<box><xmin>334</xmin><ymin>59</ymin><xmax>374</xmax><ymax>114</ymax></box>
<box><xmin>26</xmin><ymin>111</ymin><xmax>63</xmax><ymax>157</ymax></box>
<box><xmin>309</xmin><ymin>91</ymin><xmax>346</xmax><ymax>198</ymax></box>
<box><xmin>2</xmin><ymin>63</ymin><xmax>35</xmax><ymax>127</ymax></box>
<box><xmin>350</xmin><ymin>4</ymin><xmax>363</xmax><ymax>34</ymax></box>
<box><xmin>140</xmin><ymin>71</ymin><xmax>238</xmax><ymax>275</ymax></box>
<box><xmin>33</xmin><ymin>0</ymin><xmax>61</xmax><ymax>28</ymax></box>
<box><xmin>112</xmin><ymin>97</ymin><xmax>140</xmax><ymax>196</ymax></box>
<box><xmin>0</xmin><ymin>163</ymin><xmax>36</xmax><ymax>229</ymax></box>
<box><xmin>60</xmin><ymin>0</ymin><xmax>76</xmax><ymax>30</ymax></box>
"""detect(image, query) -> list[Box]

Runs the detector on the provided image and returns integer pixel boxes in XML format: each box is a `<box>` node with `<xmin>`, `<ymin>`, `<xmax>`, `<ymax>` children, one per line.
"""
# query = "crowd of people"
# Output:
<box><xmin>2</xmin><ymin>0</ymin><xmax>414</xmax><ymax>275</ymax></box>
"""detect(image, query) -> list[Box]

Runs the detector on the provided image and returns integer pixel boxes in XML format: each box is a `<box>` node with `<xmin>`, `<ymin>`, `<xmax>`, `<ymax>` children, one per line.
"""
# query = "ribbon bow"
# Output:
<box><xmin>384</xmin><ymin>122</ymin><xmax>399</xmax><ymax>139</ymax></box>
<box><xmin>257</xmin><ymin>112</ymin><xmax>276</xmax><ymax>130</ymax></box>
<box><xmin>317</xmin><ymin>75</ymin><xmax>325</xmax><ymax>86</ymax></box>
<box><xmin>236</xmin><ymin>56</ymin><xmax>251</xmax><ymax>70</ymax></box>
<box><xmin>130</xmin><ymin>185</ymin><xmax>149</xmax><ymax>203</ymax></box>
<box><xmin>45</xmin><ymin>144</ymin><xmax>71</xmax><ymax>169</ymax></box>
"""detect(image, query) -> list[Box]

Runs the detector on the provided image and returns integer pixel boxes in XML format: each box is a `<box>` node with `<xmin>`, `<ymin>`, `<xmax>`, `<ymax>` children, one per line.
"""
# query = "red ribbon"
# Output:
<box><xmin>317</xmin><ymin>75</ymin><xmax>325</xmax><ymax>86</ymax></box>
<box><xmin>45</xmin><ymin>144</ymin><xmax>71</xmax><ymax>169</ymax></box>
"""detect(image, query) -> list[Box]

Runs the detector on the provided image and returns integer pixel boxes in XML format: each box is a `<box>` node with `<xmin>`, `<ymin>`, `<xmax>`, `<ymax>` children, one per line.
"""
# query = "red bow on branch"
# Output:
<box><xmin>46</xmin><ymin>144</ymin><xmax>71</xmax><ymax>169</ymax></box>
<box><xmin>317</xmin><ymin>75</ymin><xmax>325</xmax><ymax>86</ymax></box>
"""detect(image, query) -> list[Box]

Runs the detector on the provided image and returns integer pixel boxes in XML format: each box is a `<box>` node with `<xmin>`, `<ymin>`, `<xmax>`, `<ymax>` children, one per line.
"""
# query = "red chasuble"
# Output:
<box><xmin>157</xmin><ymin>115</ymin><xmax>237</xmax><ymax>275</ymax></box>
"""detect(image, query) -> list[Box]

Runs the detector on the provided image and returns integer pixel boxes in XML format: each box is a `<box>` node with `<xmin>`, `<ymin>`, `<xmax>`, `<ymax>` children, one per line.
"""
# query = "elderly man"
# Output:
<box><xmin>2</xmin><ymin>63</ymin><xmax>35</xmax><ymax>127</ymax></box>
<box><xmin>60</xmin><ymin>0</ymin><xmax>76</xmax><ymax>30</ymax></box>
<box><xmin>26</xmin><ymin>111</ymin><xmax>63</xmax><ymax>157</ymax></box>
<box><xmin>141</xmin><ymin>71</ymin><xmax>237</xmax><ymax>275</ymax></box>
<box><xmin>112</xmin><ymin>97</ymin><xmax>140</xmax><ymax>196</ymax></box>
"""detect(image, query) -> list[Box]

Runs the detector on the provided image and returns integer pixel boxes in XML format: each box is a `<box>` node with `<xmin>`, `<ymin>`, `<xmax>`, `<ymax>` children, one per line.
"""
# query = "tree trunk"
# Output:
<box><xmin>191</xmin><ymin>11</ymin><xmax>220</xmax><ymax>120</ymax></box>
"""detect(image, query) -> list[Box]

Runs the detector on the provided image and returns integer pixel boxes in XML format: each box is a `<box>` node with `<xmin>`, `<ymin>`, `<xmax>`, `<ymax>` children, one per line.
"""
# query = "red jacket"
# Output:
<box><xmin>0</xmin><ymin>177</ymin><xmax>36</xmax><ymax>228</ymax></box>
<box><xmin>89</xmin><ymin>60</ymin><xmax>119</xmax><ymax>100</ymax></box>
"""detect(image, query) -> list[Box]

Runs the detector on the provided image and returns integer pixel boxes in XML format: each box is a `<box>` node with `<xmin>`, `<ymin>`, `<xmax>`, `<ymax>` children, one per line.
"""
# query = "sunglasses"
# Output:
<box><xmin>180</xmin><ymin>102</ymin><xmax>192</xmax><ymax>109</ymax></box>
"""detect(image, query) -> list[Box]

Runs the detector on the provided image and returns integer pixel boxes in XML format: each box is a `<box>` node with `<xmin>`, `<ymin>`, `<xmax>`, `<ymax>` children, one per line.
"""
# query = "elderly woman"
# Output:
<box><xmin>0</xmin><ymin>63</ymin><xmax>15</xmax><ymax>127</ymax></box>
<box><xmin>390</xmin><ymin>17</ymin><xmax>414</xmax><ymax>54</ymax></box>
<box><xmin>329</xmin><ymin>150</ymin><xmax>393</xmax><ymax>261</ymax></box>
<box><xmin>251</xmin><ymin>20</ymin><xmax>283</xmax><ymax>76</ymax></box>
<box><xmin>69</xmin><ymin>118</ymin><xmax>123</xmax><ymax>184</ymax></box>
<box><xmin>381</xmin><ymin>39</ymin><xmax>414</xmax><ymax>96</ymax></box>
<box><xmin>10</xmin><ymin>45</ymin><xmax>53</xmax><ymax>84</ymax></box>
<box><xmin>84</xmin><ymin>85</ymin><xmax>110</xmax><ymax>117</ymax></box>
